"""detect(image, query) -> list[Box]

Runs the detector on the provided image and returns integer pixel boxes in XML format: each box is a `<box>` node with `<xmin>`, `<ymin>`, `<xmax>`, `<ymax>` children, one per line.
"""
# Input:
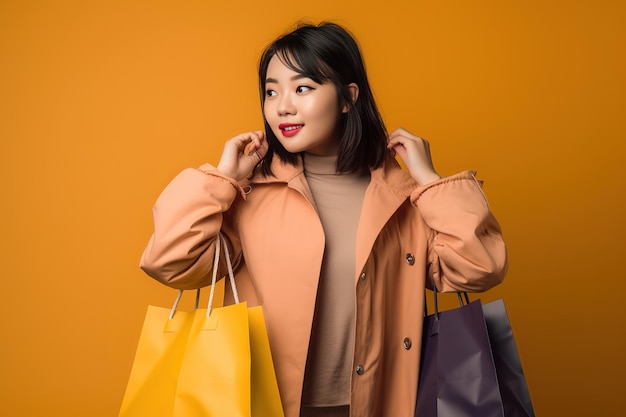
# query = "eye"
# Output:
<box><xmin>266</xmin><ymin>89</ymin><xmax>277</xmax><ymax>97</ymax></box>
<box><xmin>296</xmin><ymin>85</ymin><xmax>314</xmax><ymax>93</ymax></box>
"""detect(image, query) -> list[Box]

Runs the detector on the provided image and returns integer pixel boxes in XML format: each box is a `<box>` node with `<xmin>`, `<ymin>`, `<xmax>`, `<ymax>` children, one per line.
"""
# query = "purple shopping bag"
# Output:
<box><xmin>482</xmin><ymin>299</ymin><xmax>535</xmax><ymax>417</ymax></box>
<box><xmin>415</xmin><ymin>291</ymin><xmax>504</xmax><ymax>417</ymax></box>
<box><xmin>415</xmin><ymin>289</ymin><xmax>535</xmax><ymax>417</ymax></box>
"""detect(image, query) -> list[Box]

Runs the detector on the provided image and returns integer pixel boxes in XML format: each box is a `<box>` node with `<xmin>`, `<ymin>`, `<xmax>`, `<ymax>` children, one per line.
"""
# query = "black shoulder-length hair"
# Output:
<box><xmin>257</xmin><ymin>22</ymin><xmax>388</xmax><ymax>176</ymax></box>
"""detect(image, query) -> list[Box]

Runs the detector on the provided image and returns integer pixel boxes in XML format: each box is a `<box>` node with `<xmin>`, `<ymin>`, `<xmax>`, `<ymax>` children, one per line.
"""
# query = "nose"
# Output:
<box><xmin>277</xmin><ymin>92</ymin><xmax>296</xmax><ymax>116</ymax></box>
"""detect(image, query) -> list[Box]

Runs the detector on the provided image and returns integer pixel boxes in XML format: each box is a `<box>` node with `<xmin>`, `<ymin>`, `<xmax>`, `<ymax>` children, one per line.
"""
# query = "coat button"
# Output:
<box><xmin>359</xmin><ymin>272</ymin><xmax>367</xmax><ymax>281</ymax></box>
<box><xmin>405</xmin><ymin>253</ymin><xmax>415</xmax><ymax>265</ymax></box>
<box><xmin>355</xmin><ymin>365</ymin><xmax>364</xmax><ymax>375</ymax></box>
<box><xmin>403</xmin><ymin>337</ymin><xmax>412</xmax><ymax>350</ymax></box>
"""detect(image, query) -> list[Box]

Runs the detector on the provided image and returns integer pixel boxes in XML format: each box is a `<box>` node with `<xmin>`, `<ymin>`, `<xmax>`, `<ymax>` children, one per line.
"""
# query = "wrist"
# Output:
<box><xmin>413</xmin><ymin>170</ymin><xmax>441</xmax><ymax>185</ymax></box>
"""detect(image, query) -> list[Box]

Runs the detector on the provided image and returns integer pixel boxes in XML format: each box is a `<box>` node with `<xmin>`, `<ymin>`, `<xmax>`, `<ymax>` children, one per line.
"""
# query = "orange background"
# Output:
<box><xmin>1</xmin><ymin>1</ymin><xmax>624</xmax><ymax>416</ymax></box>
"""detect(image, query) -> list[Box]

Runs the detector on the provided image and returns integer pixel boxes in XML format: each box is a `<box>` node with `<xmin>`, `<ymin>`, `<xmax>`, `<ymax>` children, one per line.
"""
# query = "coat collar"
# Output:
<box><xmin>244</xmin><ymin>154</ymin><xmax>418</xmax><ymax>277</ymax></box>
<box><xmin>246</xmin><ymin>153</ymin><xmax>417</xmax><ymax>197</ymax></box>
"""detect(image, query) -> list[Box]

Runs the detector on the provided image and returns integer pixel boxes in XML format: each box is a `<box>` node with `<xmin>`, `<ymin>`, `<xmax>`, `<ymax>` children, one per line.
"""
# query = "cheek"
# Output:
<box><xmin>309</xmin><ymin>101</ymin><xmax>341</xmax><ymax>129</ymax></box>
<box><xmin>303</xmin><ymin>97</ymin><xmax>329</xmax><ymax>117</ymax></box>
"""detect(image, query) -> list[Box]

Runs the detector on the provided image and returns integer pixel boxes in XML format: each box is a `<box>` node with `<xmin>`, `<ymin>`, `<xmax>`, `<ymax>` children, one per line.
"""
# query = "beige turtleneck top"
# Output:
<box><xmin>300</xmin><ymin>153</ymin><xmax>370</xmax><ymax>408</ymax></box>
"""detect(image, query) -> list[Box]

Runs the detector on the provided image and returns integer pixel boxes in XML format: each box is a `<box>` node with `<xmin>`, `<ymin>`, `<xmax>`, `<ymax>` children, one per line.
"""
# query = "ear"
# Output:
<box><xmin>342</xmin><ymin>83</ymin><xmax>359</xmax><ymax>113</ymax></box>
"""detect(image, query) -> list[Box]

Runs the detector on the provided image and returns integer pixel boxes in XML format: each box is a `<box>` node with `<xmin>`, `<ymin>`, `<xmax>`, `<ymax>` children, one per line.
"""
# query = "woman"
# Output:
<box><xmin>140</xmin><ymin>22</ymin><xmax>507</xmax><ymax>417</ymax></box>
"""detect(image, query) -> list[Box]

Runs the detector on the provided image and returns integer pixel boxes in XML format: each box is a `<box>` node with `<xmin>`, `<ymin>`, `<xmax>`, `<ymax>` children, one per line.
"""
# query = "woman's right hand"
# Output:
<box><xmin>216</xmin><ymin>130</ymin><xmax>268</xmax><ymax>181</ymax></box>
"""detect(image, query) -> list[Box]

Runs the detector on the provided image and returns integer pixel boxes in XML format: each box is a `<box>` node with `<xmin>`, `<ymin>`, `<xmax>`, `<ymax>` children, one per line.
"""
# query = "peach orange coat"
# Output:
<box><xmin>140</xmin><ymin>154</ymin><xmax>507</xmax><ymax>417</ymax></box>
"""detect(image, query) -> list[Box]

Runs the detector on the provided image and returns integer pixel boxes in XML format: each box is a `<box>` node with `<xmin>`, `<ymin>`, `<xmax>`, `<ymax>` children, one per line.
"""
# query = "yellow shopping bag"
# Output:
<box><xmin>174</xmin><ymin>306</ymin><xmax>284</xmax><ymax>417</ymax></box>
<box><xmin>117</xmin><ymin>302</ymin><xmax>194</xmax><ymax>417</ymax></box>
<box><xmin>174</xmin><ymin>301</ymin><xmax>252</xmax><ymax>417</ymax></box>
<box><xmin>118</xmin><ymin>283</ymin><xmax>224</xmax><ymax>417</ymax></box>
<box><xmin>174</xmin><ymin>233</ymin><xmax>284</xmax><ymax>417</ymax></box>
<box><xmin>119</xmin><ymin>233</ymin><xmax>284</xmax><ymax>417</ymax></box>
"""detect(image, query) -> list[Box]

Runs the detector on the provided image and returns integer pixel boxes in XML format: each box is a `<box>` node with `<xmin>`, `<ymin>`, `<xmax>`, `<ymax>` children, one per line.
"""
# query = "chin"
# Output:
<box><xmin>275</xmin><ymin>139</ymin><xmax>302</xmax><ymax>154</ymax></box>
<box><xmin>280</xmin><ymin>145</ymin><xmax>305</xmax><ymax>154</ymax></box>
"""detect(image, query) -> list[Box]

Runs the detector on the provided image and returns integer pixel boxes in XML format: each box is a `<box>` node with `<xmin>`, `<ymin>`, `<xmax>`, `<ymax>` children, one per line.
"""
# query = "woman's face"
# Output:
<box><xmin>263</xmin><ymin>55</ymin><xmax>344</xmax><ymax>156</ymax></box>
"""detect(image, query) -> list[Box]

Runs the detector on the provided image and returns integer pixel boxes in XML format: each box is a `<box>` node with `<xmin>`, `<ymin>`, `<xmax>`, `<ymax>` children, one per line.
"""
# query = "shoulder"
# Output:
<box><xmin>370</xmin><ymin>156</ymin><xmax>418</xmax><ymax>198</ymax></box>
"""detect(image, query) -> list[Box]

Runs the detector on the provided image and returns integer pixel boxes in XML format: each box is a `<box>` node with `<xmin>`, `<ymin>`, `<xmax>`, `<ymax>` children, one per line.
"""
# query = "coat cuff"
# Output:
<box><xmin>197</xmin><ymin>163</ymin><xmax>248</xmax><ymax>201</ymax></box>
<box><xmin>410</xmin><ymin>170</ymin><xmax>482</xmax><ymax>204</ymax></box>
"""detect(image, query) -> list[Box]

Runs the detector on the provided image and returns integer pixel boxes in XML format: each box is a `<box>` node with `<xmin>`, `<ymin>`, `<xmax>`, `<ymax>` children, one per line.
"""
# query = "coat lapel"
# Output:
<box><xmin>355</xmin><ymin>157</ymin><xmax>417</xmax><ymax>281</ymax></box>
<box><xmin>246</xmin><ymin>154</ymin><xmax>417</xmax><ymax>282</ymax></box>
<box><xmin>247</xmin><ymin>155</ymin><xmax>317</xmax><ymax>210</ymax></box>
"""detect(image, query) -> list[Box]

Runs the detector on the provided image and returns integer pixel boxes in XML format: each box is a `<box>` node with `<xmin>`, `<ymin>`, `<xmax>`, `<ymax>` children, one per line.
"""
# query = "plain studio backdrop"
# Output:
<box><xmin>1</xmin><ymin>1</ymin><xmax>624</xmax><ymax>416</ymax></box>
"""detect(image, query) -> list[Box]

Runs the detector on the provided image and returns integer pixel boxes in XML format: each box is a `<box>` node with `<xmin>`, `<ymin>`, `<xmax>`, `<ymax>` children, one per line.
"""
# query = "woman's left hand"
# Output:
<box><xmin>387</xmin><ymin>128</ymin><xmax>442</xmax><ymax>185</ymax></box>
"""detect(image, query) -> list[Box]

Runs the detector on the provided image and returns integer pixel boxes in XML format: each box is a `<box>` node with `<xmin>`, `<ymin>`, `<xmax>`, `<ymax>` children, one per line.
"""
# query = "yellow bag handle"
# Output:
<box><xmin>168</xmin><ymin>289</ymin><xmax>201</xmax><ymax>320</ymax></box>
<box><xmin>207</xmin><ymin>232</ymin><xmax>239</xmax><ymax>317</ymax></box>
<box><xmin>168</xmin><ymin>232</ymin><xmax>238</xmax><ymax>320</ymax></box>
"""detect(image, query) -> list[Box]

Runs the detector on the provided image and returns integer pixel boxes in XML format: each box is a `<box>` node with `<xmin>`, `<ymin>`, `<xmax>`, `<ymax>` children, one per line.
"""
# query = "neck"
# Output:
<box><xmin>303</xmin><ymin>153</ymin><xmax>338</xmax><ymax>175</ymax></box>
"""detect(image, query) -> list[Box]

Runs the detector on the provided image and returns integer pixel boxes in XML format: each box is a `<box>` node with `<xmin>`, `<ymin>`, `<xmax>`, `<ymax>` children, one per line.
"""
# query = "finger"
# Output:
<box><xmin>388</xmin><ymin>131</ymin><xmax>418</xmax><ymax>145</ymax></box>
<box><xmin>253</xmin><ymin>138</ymin><xmax>269</xmax><ymax>160</ymax></box>
<box><xmin>387</xmin><ymin>135</ymin><xmax>411</xmax><ymax>148</ymax></box>
<box><xmin>388</xmin><ymin>133</ymin><xmax>428</xmax><ymax>151</ymax></box>
<box><xmin>251</xmin><ymin>130</ymin><xmax>265</xmax><ymax>152</ymax></box>
<box><xmin>243</xmin><ymin>131</ymin><xmax>265</xmax><ymax>155</ymax></box>
<box><xmin>387</xmin><ymin>131</ymin><xmax>402</xmax><ymax>142</ymax></box>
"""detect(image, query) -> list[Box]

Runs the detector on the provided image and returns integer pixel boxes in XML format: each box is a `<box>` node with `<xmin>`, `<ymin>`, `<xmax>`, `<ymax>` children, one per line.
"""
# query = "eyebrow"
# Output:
<box><xmin>265</xmin><ymin>74</ymin><xmax>311</xmax><ymax>84</ymax></box>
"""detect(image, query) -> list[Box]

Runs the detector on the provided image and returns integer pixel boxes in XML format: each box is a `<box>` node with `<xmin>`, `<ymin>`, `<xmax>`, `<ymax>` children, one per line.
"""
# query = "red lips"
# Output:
<box><xmin>279</xmin><ymin>123</ymin><xmax>304</xmax><ymax>137</ymax></box>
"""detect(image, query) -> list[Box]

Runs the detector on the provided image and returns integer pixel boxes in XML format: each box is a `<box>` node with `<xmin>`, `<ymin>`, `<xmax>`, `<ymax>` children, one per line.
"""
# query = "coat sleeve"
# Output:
<box><xmin>139</xmin><ymin>164</ymin><xmax>245</xmax><ymax>289</ymax></box>
<box><xmin>411</xmin><ymin>170</ymin><xmax>508</xmax><ymax>293</ymax></box>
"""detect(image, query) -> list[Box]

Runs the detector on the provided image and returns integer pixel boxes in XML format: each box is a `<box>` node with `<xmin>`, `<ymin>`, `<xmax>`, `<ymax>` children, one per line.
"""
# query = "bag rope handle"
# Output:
<box><xmin>424</xmin><ymin>283</ymin><xmax>471</xmax><ymax>319</ymax></box>
<box><xmin>206</xmin><ymin>232</ymin><xmax>240</xmax><ymax>317</ymax></box>
<box><xmin>168</xmin><ymin>232</ymin><xmax>240</xmax><ymax>320</ymax></box>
